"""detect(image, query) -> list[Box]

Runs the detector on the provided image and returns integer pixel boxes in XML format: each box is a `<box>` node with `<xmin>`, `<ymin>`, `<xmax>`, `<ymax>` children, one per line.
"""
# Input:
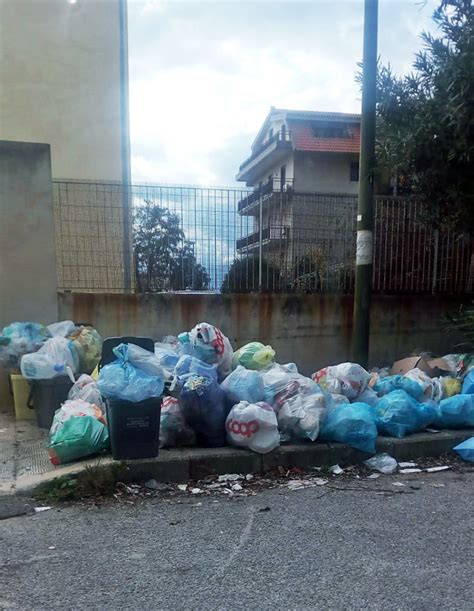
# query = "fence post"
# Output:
<box><xmin>432</xmin><ymin>228</ymin><xmax>439</xmax><ymax>294</ymax></box>
<box><xmin>258</xmin><ymin>196</ymin><xmax>263</xmax><ymax>291</ymax></box>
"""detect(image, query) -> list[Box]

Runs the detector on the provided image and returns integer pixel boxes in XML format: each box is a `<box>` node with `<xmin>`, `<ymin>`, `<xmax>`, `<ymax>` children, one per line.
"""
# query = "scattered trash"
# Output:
<box><xmin>391</xmin><ymin>482</ymin><xmax>405</xmax><ymax>487</ymax></box>
<box><xmin>453</xmin><ymin>437</ymin><xmax>474</xmax><ymax>462</ymax></box>
<box><xmin>364</xmin><ymin>453</ymin><xmax>398</xmax><ymax>474</ymax></box>
<box><xmin>231</xmin><ymin>483</ymin><xmax>243</xmax><ymax>492</ymax></box>
<box><xmin>330</xmin><ymin>464</ymin><xmax>344</xmax><ymax>475</ymax></box>
<box><xmin>145</xmin><ymin>479</ymin><xmax>170</xmax><ymax>491</ymax></box>
<box><xmin>218</xmin><ymin>474</ymin><xmax>242</xmax><ymax>482</ymax></box>
<box><xmin>34</xmin><ymin>506</ymin><xmax>52</xmax><ymax>513</ymax></box>
<box><xmin>367</xmin><ymin>473</ymin><xmax>381</xmax><ymax>480</ymax></box>
<box><xmin>245</xmin><ymin>474</ymin><xmax>254</xmax><ymax>481</ymax></box>
<box><xmin>287</xmin><ymin>479</ymin><xmax>315</xmax><ymax>491</ymax></box>
<box><xmin>258</xmin><ymin>506</ymin><xmax>271</xmax><ymax>512</ymax></box>
<box><xmin>432</xmin><ymin>483</ymin><xmax>445</xmax><ymax>488</ymax></box>
<box><xmin>170</xmin><ymin>520</ymin><xmax>182</xmax><ymax>525</ymax></box>
<box><xmin>191</xmin><ymin>488</ymin><xmax>203</xmax><ymax>494</ymax></box>
<box><xmin>177</xmin><ymin>484</ymin><xmax>187</xmax><ymax>492</ymax></box>
<box><xmin>48</xmin><ymin>546</ymin><xmax>56</xmax><ymax>550</ymax></box>
<box><xmin>195</xmin><ymin>502</ymin><xmax>203</xmax><ymax>507</ymax></box>
<box><xmin>314</xmin><ymin>478</ymin><xmax>329</xmax><ymax>486</ymax></box>
<box><xmin>399</xmin><ymin>468</ymin><xmax>423</xmax><ymax>474</ymax></box>
<box><xmin>425</xmin><ymin>466</ymin><xmax>450</xmax><ymax>473</ymax></box>
<box><xmin>398</xmin><ymin>461</ymin><xmax>418</xmax><ymax>468</ymax></box>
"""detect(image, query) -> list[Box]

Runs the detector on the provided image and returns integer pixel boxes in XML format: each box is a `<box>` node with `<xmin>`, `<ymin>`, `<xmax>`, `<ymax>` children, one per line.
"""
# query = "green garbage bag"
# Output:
<box><xmin>232</xmin><ymin>342</ymin><xmax>275</xmax><ymax>371</ymax></box>
<box><xmin>47</xmin><ymin>399</ymin><xmax>109</xmax><ymax>465</ymax></box>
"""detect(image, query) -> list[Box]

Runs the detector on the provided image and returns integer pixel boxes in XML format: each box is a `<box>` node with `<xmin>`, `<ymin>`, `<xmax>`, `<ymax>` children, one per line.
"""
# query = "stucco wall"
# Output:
<box><xmin>58</xmin><ymin>292</ymin><xmax>463</xmax><ymax>376</ymax></box>
<box><xmin>0</xmin><ymin>0</ymin><xmax>128</xmax><ymax>182</ymax></box>
<box><xmin>294</xmin><ymin>151</ymin><xmax>359</xmax><ymax>194</ymax></box>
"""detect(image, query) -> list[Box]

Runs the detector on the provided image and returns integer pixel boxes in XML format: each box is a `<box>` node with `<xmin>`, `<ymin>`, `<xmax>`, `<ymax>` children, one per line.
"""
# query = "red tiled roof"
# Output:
<box><xmin>287</xmin><ymin>119</ymin><xmax>360</xmax><ymax>154</ymax></box>
<box><xmin>277</xmin><ymin>108</ymin><xmax>361</xmax><ymax>121</ymax></box>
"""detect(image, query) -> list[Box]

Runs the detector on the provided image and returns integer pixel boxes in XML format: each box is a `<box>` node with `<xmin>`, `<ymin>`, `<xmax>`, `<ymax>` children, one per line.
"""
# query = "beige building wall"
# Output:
<box><xmin>0</xmin><ymin>0</ymin><xmax>130</xmax><ymax>183</ymax></box>
<box><xmin>294</xmin><ymin>151</ymin><xmax>359</xmax><ymax>194</ymax></box>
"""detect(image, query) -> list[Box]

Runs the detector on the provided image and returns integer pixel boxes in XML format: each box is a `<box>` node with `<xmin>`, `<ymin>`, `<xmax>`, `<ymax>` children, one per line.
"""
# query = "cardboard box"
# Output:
<box><xmin>391</xmin><ymin>356</ymin><xmax>454</xmax><ymax>377</ymax></box>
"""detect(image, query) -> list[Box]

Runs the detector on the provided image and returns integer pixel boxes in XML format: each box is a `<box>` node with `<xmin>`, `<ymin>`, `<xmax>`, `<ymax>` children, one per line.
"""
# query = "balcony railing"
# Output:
<box><xmin>238</xmin><ymin>177</ymin><xmax>294</xmax><ymax>212</ymax></box>
<box><xmin>236</xmin><ymin>225</ymin><xmax>290</xmax><ymax>251</ymax></box>
<box><xmin>238</xmin><ymin>128</ymin><xmax>292</xmax><ymax>173</ymax></box>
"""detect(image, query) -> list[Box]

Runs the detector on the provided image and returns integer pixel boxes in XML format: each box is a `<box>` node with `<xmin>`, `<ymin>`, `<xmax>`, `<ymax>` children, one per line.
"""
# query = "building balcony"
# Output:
<box><xmin>238</xmin><ymin>177</ymin><xmax>294</xmax><ymax>215</ymax></box>
<box><xmin>236</xmin><ymin>128</ymin><xmax>293</xmax><ymax>184</ymax></box>
<box><xmin>236</xmin><ymin>225</ymin><xmax>290</xmax><ymax>253</ymax></box>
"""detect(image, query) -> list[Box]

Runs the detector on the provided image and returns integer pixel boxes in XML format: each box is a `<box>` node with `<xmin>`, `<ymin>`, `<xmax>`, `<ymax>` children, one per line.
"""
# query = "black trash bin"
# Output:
<box><xmin>28</xmin><ymin>376</ymin><xmax>74</xmax><ymax>429</ymax></box>
<box><xmin>100</xmin><ymin>336</ymin><xmax>162</xmax><ymax>460</ymax></box>
<box><xmin>106</xmin><ymin>397</ymin><xmax>162</xmax><ymax>460</ymax></box>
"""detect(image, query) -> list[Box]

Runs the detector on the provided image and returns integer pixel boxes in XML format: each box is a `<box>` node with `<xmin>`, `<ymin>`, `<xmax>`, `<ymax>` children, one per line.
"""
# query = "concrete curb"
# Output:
<box><xmin>14</xmin><ymin>429</ymin><xmax>473</xmax><ymax>496</ymax></box>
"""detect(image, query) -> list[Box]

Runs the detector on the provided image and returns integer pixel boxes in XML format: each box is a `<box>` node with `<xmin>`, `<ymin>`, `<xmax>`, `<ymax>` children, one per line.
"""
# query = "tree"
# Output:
<box><xmin>133</xmin><ymin>200</ymin><xmax>210</xmax><ymax>292</ymax></box>
<box><xmin>373</xmin><ymin>0</ymin><xmax>474</xmax><ymax>230</ymax></box>
<box><xmin>221</xmin><ymin>256</ymin><xmax>282</xmax><ymax>293</ymax></box>
<box><xmin>169</xmin><ymin>242</ymin><xmax>211</xmax><ymax>291</ymax></box>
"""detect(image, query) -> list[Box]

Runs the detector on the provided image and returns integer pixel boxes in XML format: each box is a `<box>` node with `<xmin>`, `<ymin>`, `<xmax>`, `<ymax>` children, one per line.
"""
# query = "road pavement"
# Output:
<box><xmin>1</xmin><ymin>470</ymin><xmax>473</xmax><ymax>610</ymax></box>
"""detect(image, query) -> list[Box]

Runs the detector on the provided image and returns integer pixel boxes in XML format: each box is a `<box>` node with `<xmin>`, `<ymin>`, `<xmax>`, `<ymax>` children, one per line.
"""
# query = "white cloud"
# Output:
<box><xmin>128</xmin><ymin>0</ymin><xmax>440</xmax><ymax>186</ymax></box>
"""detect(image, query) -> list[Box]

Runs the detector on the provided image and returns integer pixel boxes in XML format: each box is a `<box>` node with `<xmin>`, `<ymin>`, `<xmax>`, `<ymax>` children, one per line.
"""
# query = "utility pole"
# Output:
<box><xmin>352</xmin><ymin>0</ymin><xmax>378</xmax><ymax>368</ymax></box>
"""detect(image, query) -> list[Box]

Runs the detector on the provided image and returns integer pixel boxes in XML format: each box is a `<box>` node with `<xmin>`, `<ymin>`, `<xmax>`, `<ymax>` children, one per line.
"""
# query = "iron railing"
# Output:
<box><xmin>53</xmin><ymin>181</ymin><xmax>473</xmax><ymax>295</ymax></box>
<box><xmin>238</xmin><ymin>128</ymin><xmax>292</xmax><ymax>173</ymax></box>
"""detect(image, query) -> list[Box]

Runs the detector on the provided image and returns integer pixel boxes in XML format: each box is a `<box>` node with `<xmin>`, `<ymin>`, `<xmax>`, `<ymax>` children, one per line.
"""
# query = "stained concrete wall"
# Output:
<box><xmin>0</xmin><ymin>0</ymin><xmax>129</xmax><ymax>183</ymax></box>
<box><xmin>58</xmin><ymin>292</ymin><xmax>464</xmax><ymax>375</ymax></box>
<box><xmin>294</xmin><ymin>151</ymin><xmax>359</xmax><ymax>194</ymax></box>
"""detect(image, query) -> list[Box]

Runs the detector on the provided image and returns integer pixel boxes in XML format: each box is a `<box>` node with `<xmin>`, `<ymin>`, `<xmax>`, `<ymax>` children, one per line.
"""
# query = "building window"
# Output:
<box><xmin>350</xmin><ymin>161</ymin><xmax>359</xmax><ymax>181</ymax></box>
<box><xmin>312</xmin><ymin>123</ymin><xmax>352</xmax><ymax>139</ymax></box>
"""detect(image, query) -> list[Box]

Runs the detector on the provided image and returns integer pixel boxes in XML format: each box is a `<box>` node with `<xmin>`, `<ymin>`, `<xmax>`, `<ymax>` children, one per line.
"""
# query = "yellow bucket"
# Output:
<box><xmin>10</xmin><ymin>373</ymin><xmax>35</xmax><ymax>421</ymax></box>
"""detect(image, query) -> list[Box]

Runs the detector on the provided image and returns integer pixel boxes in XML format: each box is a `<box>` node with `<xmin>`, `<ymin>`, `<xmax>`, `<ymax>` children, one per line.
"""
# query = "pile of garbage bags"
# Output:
<box><xmin>0</xmin><ymin>320</ymin><xmax>102</xmax><ymax>379</ymax></box>
<box><xmin>5</xmin><ymin>317</ymin><xmax>474</xmax><ymax>465</ymax></box>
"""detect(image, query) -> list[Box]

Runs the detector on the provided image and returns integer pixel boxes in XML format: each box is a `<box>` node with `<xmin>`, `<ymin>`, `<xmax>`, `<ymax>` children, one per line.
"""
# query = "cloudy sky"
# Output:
<box><xmin>127</xmin><ymin>0</ymin><xmax>439</xmax><ymax>187</ymax></box>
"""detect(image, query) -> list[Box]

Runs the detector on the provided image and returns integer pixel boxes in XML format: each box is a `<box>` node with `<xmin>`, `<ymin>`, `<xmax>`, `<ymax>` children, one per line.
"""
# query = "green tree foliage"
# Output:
<box><xmin>374</xmin><ymin>0</ymin><xmax>474</xmax><ymax>230</ymax></box>
<box><xmin>221</xmin><ymin>256</ymin><xmax>282</xmax><ymax>293</ymax></box>
<box><xmin>134</xmin><ymin>200</ymin><xmax>210</xmax><ymax>292</ymax></box>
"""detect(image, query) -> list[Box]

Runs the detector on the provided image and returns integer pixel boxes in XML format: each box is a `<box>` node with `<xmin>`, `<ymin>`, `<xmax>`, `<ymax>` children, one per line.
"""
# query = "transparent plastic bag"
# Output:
<box><xmin>124</xmin><ymin>343</ymin><xmax>170</xmax><ymax>379</ymax></box>
<box><xmin>178</xmin><ymin>322</ymin><xmax>233</xmax><ymax>378</ymax></box>
<box><xmin>331</xmin><ymin>393</ymin><xmax>350</xmax><ymax>405</ymax></box>
<box><xmin>375</xmin><ymin>389</ymin><xmax>437</xmax><ymax>438</ymax></box>
<box><xmin>404</xmin><ymin>368</ymin><xmax>443</xmax><ymax>402</ymax></box>
<box><xmin>20</xmin><ymin>336</ymin><xmax>78</xmax><ymax>380</ymax></box>
<box><xmin>277</xmin><ymin>389</ymin><xmax>329</xmax><ymax>441</ymax></box>
<box><xmin>220</xmin><ymin>366</ymin><xmax>264</xmax><ymax>405</ymax></box>
<box><xmin>47</xmin><ymin>320</ymin><xmax>77</xmax><ymax>338</ymax></box>
<box><xmin>0</xmin><ymin>322</ymin><xmax>50</xmax><ymax>368</ymax></box>
<box><xmin>180</xmin><ymin>374</ymin><xmax>227</xmax><ymax>447</ymax></box>
<box><xmin>364</xmin><ymin>453</ymin><xmax>397</xmax><ymax>474</ymax></box>
<box><xmin>313</xmin><ymin>363</ymin><xmax>370</xmax><ymax>399</ymax></box>
<box><xmin>154</xmin><ymin>342</ymin><xmax>181</xmax><ymax>370</ymax></box>
<box><xmin>226</xmin><ymin>401</ymin><xmax>279</xmax><ymax>454</ymax></box>
<box><xmin>433</xmin><ymin>394</ymin><xmax>474</xmax><ymax>429</ymax></box>
<box><xmin>319</xmin><ymin>401</ymin><xmax>378</xmax><ymax>454</ymax></box>
<box><xmin>67</xmin><ymin>374</ymin><xmax>104</xmax><ymax>410</ymax></box>
<box><xmin>232</xmin><ymin>342</ymin><xmax>276</xmax><ymax>371</ymax></box>
<box><xmin>373</xmin><ymin>375</ymin><xmax>424</xmax><ymax>400</ymax></box>
<box><xmin>261</xmin><ymin>364</ymin><xmax>318</xmax><ymax>408</ymax></box>
<box><xmin>68</xmin><ymin>326</ymin><xmax>102</xmax><ymax>374</ymax></box>
<box><xmin>97</xmin><ymin>344</ymin><xmax>164</xmax><ymax>402</ymax></box>
<box><xmin>159</xmin><ymin>396</ymin><xmax>196</xmax><ymax>448</ymax></box>
<box><xmin>174</xmin><ymin>354</ymin><xmax>218</xmax><ymax>382</ymax></box>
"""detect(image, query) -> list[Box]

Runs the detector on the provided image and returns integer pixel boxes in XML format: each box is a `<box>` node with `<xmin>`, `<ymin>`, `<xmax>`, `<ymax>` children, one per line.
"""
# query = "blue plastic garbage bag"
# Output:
<box><xmin>220</xmin><ymin>366</ymin><xmax>265</xmax><ymax>405</ymax></box>
<box><xmin>180</xmin><ymin>374</ymin><xmax>226</xmax><ymax>447</ymax></box>
<box><xmin>97</xmin><ymin>344</ymin><xmax>164</xmax><ymax>402</ymax></box>
<box><xmin>0</xmin><ymin>322</ymin><xmax>51</xmax><ymax>367</ymax></box>
<box><xmin>319</xmin><ymin>402</ymin><xmax>378</xmax><ymax>454</ymax></box>
<box><xmin>174</xmin><ymin>355</ymin><xmax>218</xmax><ymax>382</ymax></box>
<box><xmin>461</xmin><ymin>369</ymin><xmax>474</xmax><ymax>394</ymax></box>
<box><xmin>154</xmin><ymin>344</ymin><xmax>180</xmax><ymax>370</ymax></box>
<box><xmin>375</xmin><ymin>390</ymin><xmax>436</xmax><ymax>438</ymax></box>
<box><xmin>373</xmin><ymin>375</ymin><xmax>424</xmax><ymax>400</ymax></box>
<box><xmin>453</xmin><ymin>437</ymin><xmax>474</xmax><ymax>462</ymax></box>
<box><xmin>433</xmin><ymin>394</ymin><xmax>474</xmax><ymax>428</ymax></box>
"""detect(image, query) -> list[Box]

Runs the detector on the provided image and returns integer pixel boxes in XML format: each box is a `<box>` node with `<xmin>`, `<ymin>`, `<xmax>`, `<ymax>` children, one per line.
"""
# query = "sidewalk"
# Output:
<box><xmin>1</xmin><ymin>407</ymin><xmax>472</xmax><ymax>496</ymax></box>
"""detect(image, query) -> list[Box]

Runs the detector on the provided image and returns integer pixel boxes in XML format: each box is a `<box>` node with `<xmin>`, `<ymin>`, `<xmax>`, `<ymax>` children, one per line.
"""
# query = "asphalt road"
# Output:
<box><xmin>1</xmin><ymin>470</ymin><xmax>473</xmax><ymax>610</ymax></box>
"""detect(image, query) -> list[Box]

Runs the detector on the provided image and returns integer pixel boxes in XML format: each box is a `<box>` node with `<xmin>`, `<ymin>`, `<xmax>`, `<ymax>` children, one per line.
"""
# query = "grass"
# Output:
<box><xmin>34</xmin><ymin>462</ymin><xmax>129</xmax><ymax>503</ymax></box>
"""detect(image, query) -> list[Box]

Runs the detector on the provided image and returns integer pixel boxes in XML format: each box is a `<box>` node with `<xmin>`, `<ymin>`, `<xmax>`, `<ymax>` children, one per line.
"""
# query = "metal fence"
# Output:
<box><xmin>53</xmin><ymin>180</ymin><xmax>473</xmax><ymax>295</ymax></box>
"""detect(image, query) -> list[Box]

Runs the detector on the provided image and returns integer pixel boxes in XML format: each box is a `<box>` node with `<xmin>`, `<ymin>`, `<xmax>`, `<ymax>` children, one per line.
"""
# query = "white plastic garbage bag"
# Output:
<box><xmin>277</xmin><ymin>391</ymin><xmax>329</xmax><ymax>441</ymax></box>
<box><xmin>67</xmin><ymin>374</ymin><xmax>104</xmax><ymax>411</ymax></box>
<box><xmin>312</xmin><ymin>363</ymin><xmax>370</xmax><ymax>399</ymax></box>
<box><xmin>178</xmin><ymin>322</ymin><xmax>233</xmax><ymax>378</ymax></box>
<box><xmin>261</xmin><ymin>364</ymin><xmax>319</xmax><ymax>408</ymax></box>
<box><xmin>47</xmin><ymin>320</ymin><xmax>77</xmax><ymax>338</ymax></box>
<box><xmin>226</xmin><ymin>401</ymin><xmax>279</xmax><ymax>454</ymax></box>
<box><xmin>21</xmin><ymin>337</ymin><xmax>78</xmax><ymax>380</ymax></box>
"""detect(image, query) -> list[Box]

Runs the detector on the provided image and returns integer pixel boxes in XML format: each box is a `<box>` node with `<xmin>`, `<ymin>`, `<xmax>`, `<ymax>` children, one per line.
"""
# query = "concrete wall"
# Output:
<box><xmin>0</xmin><ymin>0</ymin><xmax>129</xmax><ymax>183</ymax></box>
<box><xmin>294</xmin><ymin>151</ymin><xmax>359</xmax><ymax>194</ymax></box>
<box><xmin>58</xmin><ymin>292</ymin><xmax>464</xmax><ymax>376</ymax></box>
